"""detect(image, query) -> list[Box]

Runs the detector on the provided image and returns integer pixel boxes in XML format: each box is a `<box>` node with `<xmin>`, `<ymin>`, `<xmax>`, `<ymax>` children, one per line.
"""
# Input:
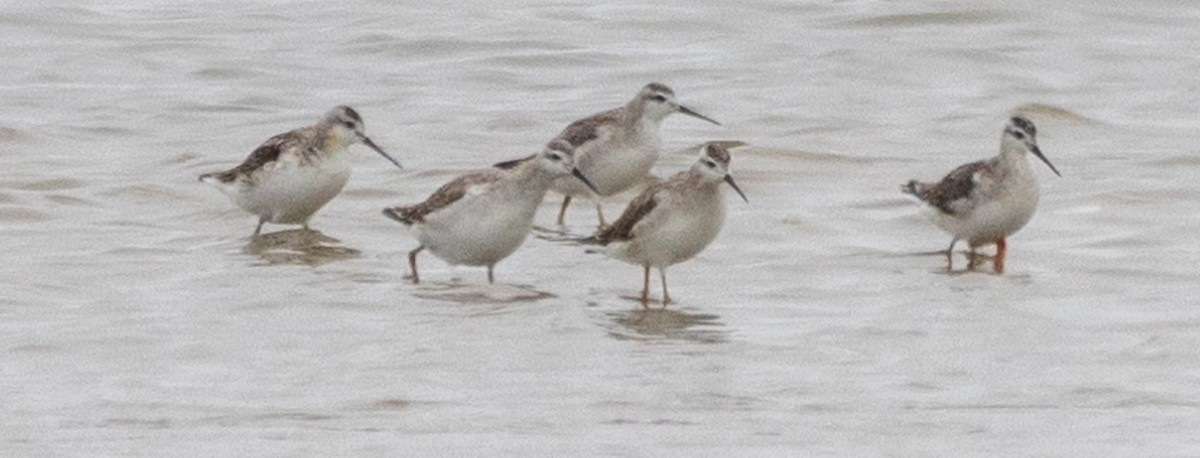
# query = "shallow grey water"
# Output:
<box><xmin>4</xmin><ymin>1</ymin><xmax>1200</xmax><ymax>456</ymax></box>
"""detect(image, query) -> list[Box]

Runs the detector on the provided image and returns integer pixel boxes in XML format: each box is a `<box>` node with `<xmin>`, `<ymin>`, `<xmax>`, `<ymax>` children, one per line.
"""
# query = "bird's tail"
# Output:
<box><xmin>199</xmin><ymin>172</ymin><xmax>238</xmax><ymax>196</ymax></box>
<box><xmin>900</xmin><ymin>180</ymin><xmax>924</xmax><ymax>198</ymax></box>
<box><xmin>381</xmin><ymin>207</ymin><xmax>415</xmax><ymax>226</ymax></box>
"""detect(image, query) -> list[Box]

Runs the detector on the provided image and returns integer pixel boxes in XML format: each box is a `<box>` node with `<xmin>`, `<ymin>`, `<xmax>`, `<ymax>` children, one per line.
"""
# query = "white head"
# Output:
<box><xmin>321</xmin><ymin>105</ymin><xmax>403</xmax><ymax>169</ymax></box>
<box><xmin>539</xmin><ymin>139</ymin><xmax>600</xmax><ymax>193</ymax></box>
<box><xmin>1002</xmin><ymin>115</ymin><xmax>1059</xmax><ymax>177</ymax></box>
<box><xmin>693</xmin><ymin>143</ymin><xmax>748</xmax><ymax>203</ymax></box>
<box><xmin>632</xmin><ymin>83</ymin><xmax>721</xmax><ymax>125</ymax></box>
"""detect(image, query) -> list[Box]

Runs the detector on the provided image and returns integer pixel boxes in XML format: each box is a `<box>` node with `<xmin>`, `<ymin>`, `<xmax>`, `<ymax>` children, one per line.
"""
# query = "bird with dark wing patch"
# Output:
<box><xmin>199</xmin><ymin>105</ymin><xmax>402</xmax><ymax>235</ymax></box>
<box><xmin>590</xmin><ymin>142</ymin><xmax>747</xmax><ymax>307</ymax></box>
<box><xmin>384</xmin><ymin>172</ymin><xmax>505</xmax><ymax>226</ymax></box>
<box><xmin>903</xmin><ymin>160</ymin><xmax>990</xmax><ymax>215</ymax></box>
<box><xmin>902</xmin><ymin>115</ymin><xmax>1060</xmax><ymax>273</ymax></box>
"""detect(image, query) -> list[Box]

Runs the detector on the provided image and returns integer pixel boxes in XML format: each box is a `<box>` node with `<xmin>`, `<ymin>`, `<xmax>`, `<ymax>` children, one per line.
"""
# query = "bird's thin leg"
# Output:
<box><xmin>556</xmin><ymin>196</ymin><xmax>572</xmax><ymax>226</ymax></box>
<box><xmin>487</xmin><ymin>264</ymin><xmax>495</xmax><ymax>284</ymax></box>
<box><xmin>640</xmin><ymin>265</ymin><xmax>651</xmax><ymax>309</ymax></box>
<box><xmin>253</xmin><ymin>218</ymin><xmax>265</xmax><ymax>236</ymax></box>
<box><xmin>595</xmin><ymin>203</ymin><xmax>607</xmax><ymax>227</ymax></box>
<box><xmin>946</xmin><ymin>238</ymin><xmax>957</xmax><ymax>270</ymax></box>
<box><xmin>994</xmin><ymin>238</ymin><xmax>1007</xmax><ymax>273</ymax></box>
<box><xmin>659</xmin><ymin>268</ymin><xmax>671</xmax><ymax>307</ymax></box>
<box><xmin>408</xmin><ymin>245</ymin><xmax>425</xmax><ymax>284</ymax></box>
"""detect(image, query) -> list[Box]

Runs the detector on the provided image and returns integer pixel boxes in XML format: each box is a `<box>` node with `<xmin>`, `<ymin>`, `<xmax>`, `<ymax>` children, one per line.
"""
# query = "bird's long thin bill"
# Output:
<box><xmin>1031</xmin><ymin>145</ymin><xmax>1060</xmax><ymax>177</ymax></box>
<box><xmin>724</xmin><ymin>174</ymin><xmax>749</xmax><ymax>203</ymax></box>
<box><xmin>678</xmin><ymin>105</ymin><xmax>721</xmax><ymax>126</ymax></box>
<box><xmin>362</xmin><ymin>136</ymin><xmax>403</xmax><ymax>169</ymax></box>
<box><xmin>572</xmin><ymin>168</ymin><xmax>601</xmax><ymax>194</ymax></box>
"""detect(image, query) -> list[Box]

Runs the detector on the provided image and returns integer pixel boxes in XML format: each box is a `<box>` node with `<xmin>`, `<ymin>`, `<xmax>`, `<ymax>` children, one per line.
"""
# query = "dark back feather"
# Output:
<box><xmin>914</xmin><ymin>160</ymin><xmax>989</xmax><ymax>215</ymax></box>
<box><xmin>558</xmin><ymin>108</ymin><xmax>620</xmax><ymax>147</ymax></box>
<box><xmin>594</xmin><ymin>186</ymin><xmax>659</xmax><ymax>244</ymax></box>
<box><xmin>384</xmin><ymin>171</ymin><xmax>504</xmax><ymax>225</ymax></box>
<box><xmin>206</xmin><ymin>132</ymin><xmax>299</xmax><ymax>183</ymax></box>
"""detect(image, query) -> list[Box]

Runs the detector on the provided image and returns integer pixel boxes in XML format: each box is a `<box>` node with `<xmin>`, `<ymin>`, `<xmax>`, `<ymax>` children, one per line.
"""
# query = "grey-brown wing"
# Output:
<box><xmin>207</xmin><ymin>132</ymin><xmax>301</xmax><ymax>183</ymax></box>
<box><xmin>494</xmin><ymin>108</ymin><xmax>620</xmax><ymax>169</ymax></box>
<box><xmin>384</xmin><ymin>171</ymin><xmax>504</xmax><ymax>225</ymax></box>
<box><xmin>594</xmin><ymin>185</ymin><xmax>660</xmax><ymax>244</ymax></box>
<box><xmin>558</xmin><ymin>108</ymin><xmax>619</xmax><ymax>147</ymax></box>
<box><xmin>918</xmin><ymin>160</ymin><xmax>989</xmax><ymax>215</ymax></box>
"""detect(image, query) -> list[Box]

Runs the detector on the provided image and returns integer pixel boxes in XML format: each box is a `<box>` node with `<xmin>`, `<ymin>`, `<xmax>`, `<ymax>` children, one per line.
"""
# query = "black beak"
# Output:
<box><xmin>678</xmin><ymin>105</ymin><xmax>721</xmax><ymax>126</ymax></box>
<box><xmin>724</xmin><ymin>174</ymin><xmax>749</xmax><ymax>203</ymax></box>
<box><xmin>572</xmin><ymin>168</ymin><xmax>601</xmax><ymax>194</ymax></box>
<box><xmin>1030</xmin><ymin>145</ymin><xmax>1060</xmax><ymax>177</ymax></box>
<box><xmin>360</xmin><ymin>135</ymin><xmax>403</xmax><ymax>169</ymax></box>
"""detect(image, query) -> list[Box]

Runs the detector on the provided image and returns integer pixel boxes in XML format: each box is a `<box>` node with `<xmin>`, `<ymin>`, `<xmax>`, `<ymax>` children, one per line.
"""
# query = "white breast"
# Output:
<box><xmin>416</xmin><ymin>181</ymin><xmax>545</xmax><ymax>266</ymax></box>
<box><xmin>233</xmin><ymin>153</ymin><xmax>352</xmax><ymax>224</ymax></box>
<box><xmin>553</xmin><ymin>124</ymin><xmax>662</xmax><ymax>198</ymax></box>
<box><xmin>612</xmin><ymin>187</ymin><xmax>726</xmax><ymax>268</ymax></box>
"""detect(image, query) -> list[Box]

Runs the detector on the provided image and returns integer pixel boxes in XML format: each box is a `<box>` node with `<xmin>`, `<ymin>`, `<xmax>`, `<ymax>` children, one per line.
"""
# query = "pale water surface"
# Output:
<box><xmin>3</xmin><ymin>1</ymin><xmax>1200</xmax><ymax>456</ymax></box>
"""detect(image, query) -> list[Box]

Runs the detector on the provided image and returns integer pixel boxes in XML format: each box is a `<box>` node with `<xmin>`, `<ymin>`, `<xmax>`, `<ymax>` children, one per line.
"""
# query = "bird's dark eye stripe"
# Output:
<box><xmin>705</xmin><ymin>161</ymin><xmax>717</xmax><ymax>167</ymax></box>
<box><xmin>342</xmin><ymin>120</ymin><xmax>356</xmax><ymax>128</ymax></box>
<box><xmin>1010</xmin><ymin>117</ymin><xmax>1036</xmax><ymax>136</ymax></box>
<box><xmin>652</xmin><ymin>94</ymin><xmax>667</xmax><ymax>102</ymax></box>
<box><xmin>547</xmin><ymin>154</ymin><xmax>561</xmax><ymax>161</ymax></box>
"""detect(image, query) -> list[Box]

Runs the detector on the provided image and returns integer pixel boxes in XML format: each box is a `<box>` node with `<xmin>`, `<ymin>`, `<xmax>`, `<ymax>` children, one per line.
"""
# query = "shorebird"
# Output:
<box><xmin>589</xmin><ymin>142</ymin><xmax>748</xmax><ymax>307</ymax></box>
<box><xmin>496</xmin><ymin>83</ymin><xmax>720</xmax><ymax>227</ymax></box>
<box><xmin>902</xmin><ymin>115</ymin><xmax>1061</xmax><ymax>272</ymax></box>
<box><xmin>383</xmin><ymin>140</ymin><xmax>598</xmax><ymax>284</ymax></box>
<box><xmin>199</xmin><ymin>105</ymin><xmax>403</xmax><ymax>236</ymax></box>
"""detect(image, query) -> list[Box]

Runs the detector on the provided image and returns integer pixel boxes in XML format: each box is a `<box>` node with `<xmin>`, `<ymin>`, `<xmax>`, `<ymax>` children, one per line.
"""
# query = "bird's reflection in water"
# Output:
<box><xmin>243</xmin><ymin>229</ymin><xmax>360</xmax><ymax>266</ymax></box>
<box><xmin>962</xmin><ymin>251</ymin><xmax>1001</xmax><ymax>274</ymax></box>
<box><xmin>906</xmin><ymin>249</ymin><xmax>1002</xmax><ymax>276</ymax></box>
<box><xmin>411</xmin><ymin>282</ymin><xmax>556</xmax><ymax>307</ymax></box>
<box><xmin>944</xmin><ymin>250</ymin><xmax>1002</xmax><ymax>276</ymax></box>
<box><xmin>531</xmin><ymin>225</ymin><xmax>576</xmax><ymax>242</ymax></box>
<box><xmin>604</xmin><ymin>306</ymin><xmax>727</xmax><ymax>344</ymax></box>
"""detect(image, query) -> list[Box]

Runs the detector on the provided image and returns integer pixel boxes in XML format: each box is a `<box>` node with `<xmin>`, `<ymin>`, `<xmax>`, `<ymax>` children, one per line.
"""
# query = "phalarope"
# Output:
<box><xmin>589</xmin><ymin>142</ymin><xmax>748</xmax><ymax>307</ymax></box>
<box><xmin>902</xmin><ymin>115</ymin><xmax>1061</xmax><ymax>272</ymax></box>
<box><xmin>199</xmin><ymin>105</ymin><xmax>402</xmax><ymax>236</ymax></box>
<box><xmin>383</xmin><ymin>140</ymin><xmax>598</xmax><ymax>284</ymax></box>
<box><xmin>496</xmin><ymin>83</ymin><xmax>719</xmax><ymax>227</ymax></box>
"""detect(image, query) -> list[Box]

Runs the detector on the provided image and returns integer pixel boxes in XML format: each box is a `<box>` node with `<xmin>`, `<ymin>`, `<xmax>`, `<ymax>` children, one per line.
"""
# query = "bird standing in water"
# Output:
<box><xmin>383</xmin><ymin>140</ymin><xmax>598</xmax><ymax>284</ymax></box>
<box><xmin>590</xmin><ymin>142</ymin><xmax>748</xmax><ymax>307</ymax></box>
<box><xmin>497</xmin><ymin>83</ymin><xmax>720</xmax><ymax>227</ymax></box>
<box><xmin>200</xmin><ymin>105</ymin><xmax>403</xmax><ymax>236</ymax></box>
<box><xmin>902</xmin><ymin>115</ymin><xmax>1061</xmax><ymax>272</ymax></box>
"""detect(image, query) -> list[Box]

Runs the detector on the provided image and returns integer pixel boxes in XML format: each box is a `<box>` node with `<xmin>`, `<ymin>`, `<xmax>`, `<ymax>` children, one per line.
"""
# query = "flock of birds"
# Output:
<box><xmin>199</xmin><ymin>83</ymin><xmax>1060</xmax><ymax>307</ymax></box>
